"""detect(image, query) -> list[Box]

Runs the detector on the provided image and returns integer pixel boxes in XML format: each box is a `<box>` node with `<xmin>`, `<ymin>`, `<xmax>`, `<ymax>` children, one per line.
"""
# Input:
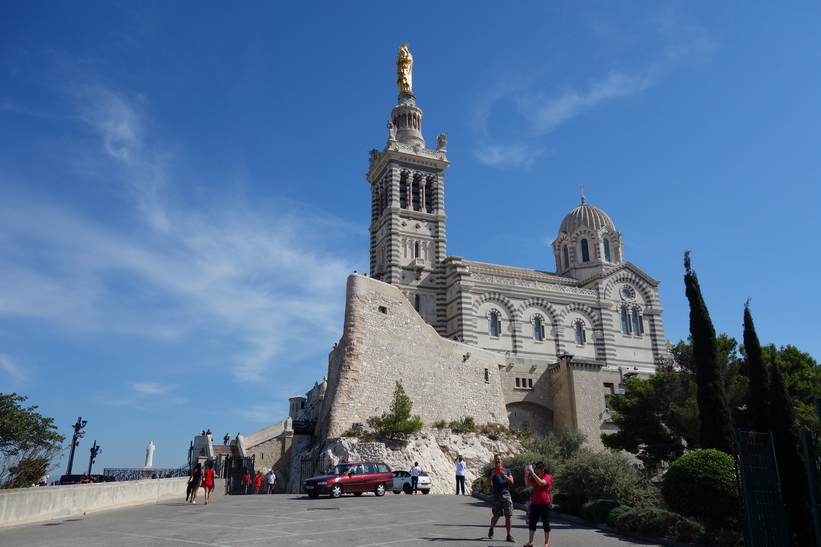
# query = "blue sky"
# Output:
<box><xmin>2</xmin><ymin>2</ymin><xmax>820</xmax><ymax>477</ymax></box>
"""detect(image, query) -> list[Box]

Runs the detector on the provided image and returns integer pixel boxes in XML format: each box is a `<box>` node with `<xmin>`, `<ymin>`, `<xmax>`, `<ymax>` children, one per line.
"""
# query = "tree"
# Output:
<box><xmin>601</xmin><ymin>367</ymin><xmax>696</xmax><ymax>470</ymax></box>
<box><xmin>367</xmin><ymin>382</ymin><xmax>423</xmax><ymax>442</ymax></box>
<box><xmin>772</xmin><ymin>344</ymin><xmax>821</xmax><ymax>433</ymax></box>
<box><xmin>683</xmin><ymin>252</ymin><xmax>734</xmax><ymax>454</ymax></box>
<box><xmin>742</xmin><ymin>301</ymin><xmax>771</xmax><ymax>432</ymax></box>
<box><xmin>0</xmin><ymin>393</ymin><xmax>65</xmax><ymax>488</ymax></box>
<box><xmin>768</xmin><ymin>344</ymin><xmax>815</xmax><ymax>546</ymax></box>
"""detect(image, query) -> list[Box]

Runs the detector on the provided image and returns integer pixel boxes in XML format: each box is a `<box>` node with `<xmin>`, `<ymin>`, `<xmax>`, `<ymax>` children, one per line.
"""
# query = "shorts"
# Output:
<box><xmin>492</xmin><ymin>492</ymin><xmax>514</xmax><ymax>517</ymax></box>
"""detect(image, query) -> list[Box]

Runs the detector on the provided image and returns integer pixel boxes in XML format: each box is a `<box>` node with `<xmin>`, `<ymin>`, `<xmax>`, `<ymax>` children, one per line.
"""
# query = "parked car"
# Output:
<box><xmin>391</xmin><ymin>469</ymin><xmax>432</xmax><ymax>494</ymax></box>
<box><xmin>303</xmin><ymin>462</ymin><xmax>393</xmax><ymax>498</ymax></box>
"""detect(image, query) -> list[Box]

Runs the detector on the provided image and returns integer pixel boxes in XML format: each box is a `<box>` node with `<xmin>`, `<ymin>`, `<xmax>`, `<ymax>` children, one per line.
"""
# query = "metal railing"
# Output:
<box><xmin>102</xmin><ymin>464</ymin><xmax>190</xmax><ymax>482</ymax></box>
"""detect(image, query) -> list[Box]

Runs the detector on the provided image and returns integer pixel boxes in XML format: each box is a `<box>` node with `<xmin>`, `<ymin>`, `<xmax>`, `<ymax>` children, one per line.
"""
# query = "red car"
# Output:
<box><xmin>303</xmin><ymin>462</ymin><xmax>393</xmax><ymax>498</ymax></box>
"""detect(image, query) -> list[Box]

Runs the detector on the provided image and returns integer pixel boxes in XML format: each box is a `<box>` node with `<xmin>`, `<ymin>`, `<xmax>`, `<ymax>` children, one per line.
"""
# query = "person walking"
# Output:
<box><xmin>523</xmin><ymin>461</ymin><xmax>552</xmax><ymax>547</ymax></box>
<box><xmin>485</xmin><ymin>453</ymin><xmax>515</xmax><ymax>543</ymax></box>
<box><xmin>242</xmin><ymin>470</ymin><xmax>251</xmax><ymax>495</ymax></box>
<box><xmin>189</xmin><ymin>463</ymin><xmax>202</xmax><ymax>504</ymax></box>
<box><xmin>454</xmin><ymin>455</ymin><xmax>467</xmax><ymax>495</ymax></box>
<box><xmin>410</xmin><ymin>462</ymin><xmax>421</xmax><ymax>494</ymax></box>
<box><xmin>267</xmin><ymin>469</ymin><xmax>277</xmax><ymax>494</ymax></box>
<box><xmin>254</xmin><ymin>471</ymin><xmax>263</xmax><ymax>494</ymax></box>
<box><xmin>201</xmin><ymin>462</ymin><xmax>216</xmax><ymax>505</ymax></box>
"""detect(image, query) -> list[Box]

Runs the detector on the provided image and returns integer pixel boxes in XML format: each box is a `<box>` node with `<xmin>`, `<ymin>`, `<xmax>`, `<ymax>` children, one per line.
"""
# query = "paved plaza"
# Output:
<box><xmin>1</xmin><ymin>491</ymin><xmax>667</xmax><ymax>547</ymax></box>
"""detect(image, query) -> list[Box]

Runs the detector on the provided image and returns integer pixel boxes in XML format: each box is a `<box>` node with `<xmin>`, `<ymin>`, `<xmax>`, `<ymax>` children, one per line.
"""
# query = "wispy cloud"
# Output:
<box><xmin>0</xmin><ymin>82</ymin><xmax>360</xmax><ymax>394</ymax></box>
<box><xmin>132</xmin><ymin>382</ymin><xmax>173</xmax><ymax>396</ymax></box>
<box><xmin>0</xmin><ymin>354</ymin><xmax>26</xmax><ymax>383</ymax></box>
<box><xmin>474</xmin><ymin>143</ymin><xmax>546</xmax><ymax>169</ymax></box>
<box><xmin>517</xmin><ymin>68</ymin><xmax>660</xmax><ymax>136</ymax></box>
<box><xmin>472</xmin><ymin>9</ymin><xmax>712</xmax><ymax>169</ymax></box>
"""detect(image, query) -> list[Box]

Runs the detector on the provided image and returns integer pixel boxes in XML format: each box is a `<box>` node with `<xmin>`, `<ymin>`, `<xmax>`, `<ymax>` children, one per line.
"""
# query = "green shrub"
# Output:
<box><xmin>552</xmin><ymin>492</ymin><xmax>586</xmax><ymax>516</ymax></box>
<box><xmin>520</xmin><ymin>426</ymin><xmax>587</xmax><ymax>461</ymax></box>
<box><xmin>448</xmin><ymin>416</ymin><xmax>476</xmax><ymax>433</ymax></box>
<box><xmin>556</xmin><ymin>449</ymin><xmax>659</xmax><ymax>509</ymax></box>
<box><xmin>613</xmin><ymin>508</ymin><xmax>638</xmax><ymax>534</ymax></box>
<box><xmin>580</xmin><ymin>499</ymin><xmax>621</xmax><ymax>525</ymax></box>
<box><xmin>432</xmin><ymin>420</ymin><xmax>447</xmax><ymax>429</ymax></box>
<box><xmin>478</xmin><ymin>423</ymin><xmax>508</xmax><ymax>440</ymax></box>
<box><xmin>632</xmin><ymin>508</ymin><xmax>677</xmax><ymax>538</ymax></box>
<box><xmin>661</xmin><ymin>449</ymin><xmax>740</xmax><ymax>528</ymax></box>
<box><xmin>670</xmin><ymin>518</ymin><xmax>704</xmax><ymax>544</ymax></box>
<box><xmin>609</xmin><ymin>507</ymin><xmax>702</xmax><ymax>542</ymax></box>
<box><xmin>606</xmin><ymin>505</ymin><xmax>633</xmax><ymax>528</ymax></box>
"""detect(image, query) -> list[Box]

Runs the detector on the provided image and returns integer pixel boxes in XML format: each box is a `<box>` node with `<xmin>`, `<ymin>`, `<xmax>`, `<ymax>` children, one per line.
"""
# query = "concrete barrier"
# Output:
<box><xmin>0</xmin><ymin>477</ymin><xmax>207</xmax><ymax>528</ymax></box>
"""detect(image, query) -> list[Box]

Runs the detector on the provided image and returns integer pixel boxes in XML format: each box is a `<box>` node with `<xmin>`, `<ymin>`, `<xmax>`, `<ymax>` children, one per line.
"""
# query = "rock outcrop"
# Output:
<box><xmin>288</xmin><ymin>428</ymin><xmax>523</xmax><ymax>495</ymax></box>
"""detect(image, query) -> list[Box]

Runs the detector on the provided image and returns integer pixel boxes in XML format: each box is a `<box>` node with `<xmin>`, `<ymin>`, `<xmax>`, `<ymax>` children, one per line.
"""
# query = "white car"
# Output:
<box><xmin>391</xmin><ymin>469</ymin><xmax>431</xmax><ymax>494</ymax></box>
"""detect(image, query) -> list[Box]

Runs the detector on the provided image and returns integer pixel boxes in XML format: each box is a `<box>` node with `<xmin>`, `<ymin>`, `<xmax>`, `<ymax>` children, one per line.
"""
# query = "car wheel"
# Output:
<box><xmin>353</xmin><ymin>492</ymin><xmax>363</xmax><ymax>497</ymax></box>
<box><xmin>421</xmin><ymin>489</ymin><xmax>429</xmax><ymax>495</ymax></box>
<box><xmin>330</xmin><ymin>484</ymin><xmax>343</xmax><ymax>498</ymax></box>
<box><xmin>403</xmin><ymin>483</ymin><xmax>412</xmax><ymax>495</ymax></box>
<box><xmin>308</xmin><ymin>492</ymin><xmax>319</xmax><ymax>499</ymax></box>
<box><xmin>375</xmin><ymin>483</ymin><xmax>386</xmax><ymax>497</ymax></box>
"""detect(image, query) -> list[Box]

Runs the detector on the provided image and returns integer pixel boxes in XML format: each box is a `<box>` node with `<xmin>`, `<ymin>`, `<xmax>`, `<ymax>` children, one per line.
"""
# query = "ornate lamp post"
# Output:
<box><xmin>66</xmin><ymin>416</ymin><xmax>87</xmax><ymax>475</ymax></box>
<box><xmin>87</xmin><ymin>440</ymin><xmax>101</xmax><ymax>475</ymax></box>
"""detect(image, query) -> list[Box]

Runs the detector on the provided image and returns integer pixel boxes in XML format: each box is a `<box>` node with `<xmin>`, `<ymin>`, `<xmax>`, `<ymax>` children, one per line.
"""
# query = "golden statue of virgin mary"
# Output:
<box><xmin>396</xmin><ymin>44</ymin><xmax>413</xmax><ymax>93</ymax></box>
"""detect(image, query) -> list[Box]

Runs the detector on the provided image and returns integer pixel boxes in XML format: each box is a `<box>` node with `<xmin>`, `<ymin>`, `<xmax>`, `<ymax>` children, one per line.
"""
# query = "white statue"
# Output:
<box><xmin>145</xmin><ymin>441</ymin><xmax>155</xmax><ymax>468</ymax></box>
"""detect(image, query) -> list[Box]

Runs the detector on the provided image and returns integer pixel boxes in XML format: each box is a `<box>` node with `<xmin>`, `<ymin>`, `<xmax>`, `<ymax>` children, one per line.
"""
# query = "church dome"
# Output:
<box><xmin>558</xmin><ymin>197</ymin><xmax>616</xmax><ymax>235</ymax></box>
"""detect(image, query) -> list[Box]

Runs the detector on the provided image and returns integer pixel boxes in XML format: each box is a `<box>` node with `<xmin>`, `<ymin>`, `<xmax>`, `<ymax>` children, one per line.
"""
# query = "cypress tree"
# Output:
<box><xmin>769</xmin><ymin>345</ymin><xmax>815</xmax><ymax>546</ymax></box>
<box><xmin>742</xmin><ymin>301</ymin><xmax>771</xmax><ymax>431</ymax></box>
<box><xmin>683</xmin><ymin>251</ymin><xmax>734</xmax><ymax>453</ymax></box>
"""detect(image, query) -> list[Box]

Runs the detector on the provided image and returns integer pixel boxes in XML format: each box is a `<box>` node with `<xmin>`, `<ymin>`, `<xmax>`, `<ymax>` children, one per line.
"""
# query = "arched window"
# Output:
<box><xmin>533</xmin><ymin>316</ymin><xmax>544</xmax><ymax>341</ymax></box>
<box><xmin>603</xmin><ymin>238</ymin><xmax>611</xmax><ymax>261</ymax></box>
<box><xmin>563</xmin><ymin>245</ymin><xmax>569</xmax><ymax>269</ymax></box>
<box><xmin>399</xmin><ymin>172</ymin><xmax>408</xmax><ymax>208</ymax></box>
<box><xmin>411</xmin><ymin>176</ymin><xmax>421</xmax><ymax>211</ymax></box>
<box><xmin>414</xmin><ymin>241</ymin><xmax>420</xmax><ymax>258</ymax></box>
<box><xmin>489</xmin><ymin>311</ymin><xmax>501</xmax><ymax>337</ymax></box>
<box><xmin>574</xmin><ymin>321</ymin><xmax>586</xmax><ymax>345</ymax></box>
<box><xmin>424</xmin><ymin>177</ymin><xmax>434</xmax><ymax>213</ymax></box>
<box><xmin>620</xmin><ymin>307</ymin><xmax>631</xmax><ymax>334</ymax></box>
<box><xmin>581</xmin><ymin>239</ymin><xmax>590</xmax><ymax>262</ymax></box>
<box><xmin>631</xmin><ymin>309</ymin><xmax>642</xmax><ymax>336</ymax></box>
<box><xmin>414</xmin><ymin>294</ymin><xmax>420</xmax><ymax>312</ymax></box>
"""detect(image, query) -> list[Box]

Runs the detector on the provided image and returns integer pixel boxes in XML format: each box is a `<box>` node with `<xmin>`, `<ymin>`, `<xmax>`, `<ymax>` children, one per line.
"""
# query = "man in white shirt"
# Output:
<box><xmin>410</xmin><ymin>462</ymin><xmax>421</xmax><ymax>494</ymax></box>
<box><xmin>267</xmin><ymin>470</ymin><xmax>277</xmax><ymax>494</ymax></box>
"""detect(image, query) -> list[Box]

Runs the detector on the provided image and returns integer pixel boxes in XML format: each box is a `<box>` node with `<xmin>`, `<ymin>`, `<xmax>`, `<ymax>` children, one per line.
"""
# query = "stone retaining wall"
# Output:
<box><xmin>0</xmin><ymin>477</ymin><xmax>213</xmax><ymax>528</ymax></box>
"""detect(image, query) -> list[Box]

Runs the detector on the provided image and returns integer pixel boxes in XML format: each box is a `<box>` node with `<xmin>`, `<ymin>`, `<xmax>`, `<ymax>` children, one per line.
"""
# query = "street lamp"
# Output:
<box><xmin>87</xmin><ymin>440</ymin><xmax>102</xmax><ymax>476</ymax></box>
<box><xmin>66</xmin><ymin>416</ymin><xmax>88</xmax><ymax>475</ymax></box>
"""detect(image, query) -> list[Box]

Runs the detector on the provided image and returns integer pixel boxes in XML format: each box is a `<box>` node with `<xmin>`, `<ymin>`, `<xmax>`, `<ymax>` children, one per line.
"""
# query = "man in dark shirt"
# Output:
<box><xmin>485</xmin><ymin>453</ymin><xmax>515</xmax><ymax>543</ymax></box>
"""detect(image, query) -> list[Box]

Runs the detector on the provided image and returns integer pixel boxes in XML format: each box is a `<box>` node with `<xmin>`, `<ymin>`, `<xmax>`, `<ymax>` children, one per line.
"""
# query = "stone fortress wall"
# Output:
<box><xmin>317</xmin><ymin>274</ymin><xmax>511</xmax><ymax>440</ymax></box>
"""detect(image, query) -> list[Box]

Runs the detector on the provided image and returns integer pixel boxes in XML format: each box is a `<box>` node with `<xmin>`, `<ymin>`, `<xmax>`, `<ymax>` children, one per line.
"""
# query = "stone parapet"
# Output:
<box><xmin>0</xmin><ymin>477</ymin><xmax>193</xmax><ymax>528</ymax></box>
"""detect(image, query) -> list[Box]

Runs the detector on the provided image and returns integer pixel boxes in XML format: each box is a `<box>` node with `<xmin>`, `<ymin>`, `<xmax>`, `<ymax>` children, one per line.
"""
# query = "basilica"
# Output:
<box><xmin>305</xmin><ymin>46</ymin><xmax>669</xmax><ymax>448</ymax></box>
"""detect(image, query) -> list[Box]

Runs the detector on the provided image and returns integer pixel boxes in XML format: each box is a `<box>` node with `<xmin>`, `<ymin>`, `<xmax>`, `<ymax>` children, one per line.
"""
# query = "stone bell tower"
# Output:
<box><xmin>366</xmin><ymin>44</ymin><xmax>450</xmax><ymax>333</ymax></box>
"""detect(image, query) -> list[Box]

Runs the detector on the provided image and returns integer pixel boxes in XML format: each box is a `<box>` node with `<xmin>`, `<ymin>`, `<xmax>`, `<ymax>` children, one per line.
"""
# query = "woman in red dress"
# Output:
<box><xmin>201</xmin><ymin>462</ymin><xmax>216</xmax><ymax>505</ymax></box>
<box><xmin>254</xmin><ymin>471</ymin><xmax>263</xmax><ymax>494</ymax></box>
